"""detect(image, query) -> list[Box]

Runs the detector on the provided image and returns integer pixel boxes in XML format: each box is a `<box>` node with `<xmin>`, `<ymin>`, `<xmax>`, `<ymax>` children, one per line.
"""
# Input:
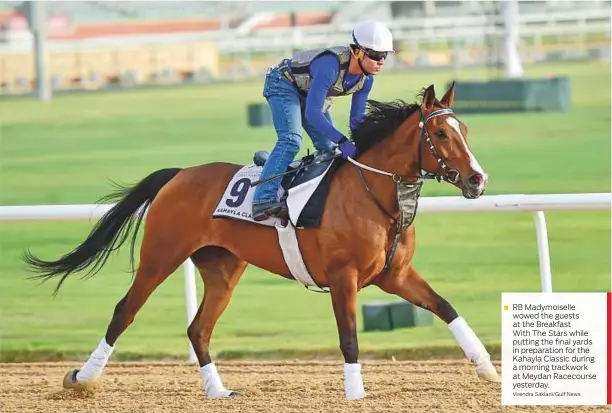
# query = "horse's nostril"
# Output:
<box><xmin>469</xmin><ymin>173</ymin><xmax>483</xmax><ymax>186</ymax></box>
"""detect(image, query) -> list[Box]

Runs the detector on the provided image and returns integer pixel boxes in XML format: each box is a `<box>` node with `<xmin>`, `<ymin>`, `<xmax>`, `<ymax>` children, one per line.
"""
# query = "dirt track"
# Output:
<box><xmin>0</xmin><ymin>360</ymin><xmax>608</xmax><ymax>413</ymax></box>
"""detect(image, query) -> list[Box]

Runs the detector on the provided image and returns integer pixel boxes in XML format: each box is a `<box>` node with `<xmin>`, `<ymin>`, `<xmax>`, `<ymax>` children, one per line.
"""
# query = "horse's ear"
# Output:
<box><xmin>422</xmin><ymin>84</ymin><xmax>436</xmax><ymax>110</ymax></box>
<box><xmin>441</xmin><ymin>81</ymin><xmax>455</xmax><ymax>108</ymax></box>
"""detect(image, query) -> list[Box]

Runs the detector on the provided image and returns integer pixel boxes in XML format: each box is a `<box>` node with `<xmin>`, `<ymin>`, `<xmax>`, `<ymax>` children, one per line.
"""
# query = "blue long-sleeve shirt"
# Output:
<box><xmin>304</xmin><ymin>53</ymin><xmax>374</xmax><ymax>144</ymax></box>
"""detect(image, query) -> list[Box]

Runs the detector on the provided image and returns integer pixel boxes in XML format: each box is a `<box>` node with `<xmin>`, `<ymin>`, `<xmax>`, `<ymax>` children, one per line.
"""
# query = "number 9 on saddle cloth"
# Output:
<box><xmin>212</xmin><ymin>150</ymin><xmax>342</xmax><ymax>228</ymax></box>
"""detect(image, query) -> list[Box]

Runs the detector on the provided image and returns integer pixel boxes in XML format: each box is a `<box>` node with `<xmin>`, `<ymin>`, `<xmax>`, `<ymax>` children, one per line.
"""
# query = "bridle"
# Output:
<box><xmin>417</xmin><ymin>108</ymin><xmax>461</xmax><ymax>185</ymax></box>
<box><xmin>347</xmin><ymin>107</ymin><xmax>462</xmax><ymax>278</ymax></box>
<box><xmin>349</xmin><ymin>107</ymin><xmax>461</xmax><ymax>186</ymax></box>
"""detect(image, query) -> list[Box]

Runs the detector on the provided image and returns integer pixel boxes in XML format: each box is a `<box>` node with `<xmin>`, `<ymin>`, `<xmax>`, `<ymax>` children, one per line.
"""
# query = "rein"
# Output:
<box><xmin>348</xmin><ymin>107</ymin><xmax>458</xmax><ymax>277</ymax></box>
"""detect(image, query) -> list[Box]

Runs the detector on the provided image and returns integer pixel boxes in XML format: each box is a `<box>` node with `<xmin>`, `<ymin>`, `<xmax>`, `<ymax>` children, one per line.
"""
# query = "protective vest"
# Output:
<box><xmin>289</xmin><ymin>46</ymin><xmax>367</xmax><ymax>109</ymax></box>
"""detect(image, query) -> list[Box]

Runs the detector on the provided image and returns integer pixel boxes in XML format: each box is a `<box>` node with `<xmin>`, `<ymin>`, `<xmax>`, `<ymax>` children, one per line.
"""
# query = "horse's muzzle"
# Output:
<box><xmin>461</xmin><ymin>172</ymin><xmax>488</xmax><ymax>199</ymax></box>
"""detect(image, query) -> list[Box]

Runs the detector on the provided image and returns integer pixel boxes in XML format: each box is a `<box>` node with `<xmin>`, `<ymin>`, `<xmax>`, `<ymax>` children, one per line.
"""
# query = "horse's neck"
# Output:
<box><xmin>345</xmin><ymin>119</ymin><xmax>421</xmax><ymax>222</ymax></box>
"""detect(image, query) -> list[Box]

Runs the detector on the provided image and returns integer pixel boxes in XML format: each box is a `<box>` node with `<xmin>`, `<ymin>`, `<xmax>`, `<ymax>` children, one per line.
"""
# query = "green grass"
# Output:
<box><xmin>0</xmin><ymin>61</ymin><xmax>610</xmax><ymax>362</ymax></box>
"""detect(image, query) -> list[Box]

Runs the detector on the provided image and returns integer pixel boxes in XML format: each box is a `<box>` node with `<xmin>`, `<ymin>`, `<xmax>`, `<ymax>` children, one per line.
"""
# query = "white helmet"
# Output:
<box><xmin>352</xmin><ymin>20</ymin><xmax>394</xmax><ymax>53</ymax></box>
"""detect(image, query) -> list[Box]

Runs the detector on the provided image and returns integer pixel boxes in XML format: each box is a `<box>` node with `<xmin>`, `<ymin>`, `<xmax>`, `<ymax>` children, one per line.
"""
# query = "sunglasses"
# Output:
<box><xmin>362</xmin><ymin>48</ymin><xmax>388</xmax><ymax>62</ymax></box>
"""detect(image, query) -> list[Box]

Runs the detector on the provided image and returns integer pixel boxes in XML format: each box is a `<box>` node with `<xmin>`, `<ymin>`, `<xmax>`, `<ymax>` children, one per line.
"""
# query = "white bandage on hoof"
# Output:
<box><xmin>76</xmin><ymin>337</ymin><xmax>115</xmax><ymax>382</ymax></box>
<box><xmin>343</xmin><ymin>363</ymin><xmax>366</xmax><ymax>400</ymax></box>
<box><xmin>201</xmin><ymin>363</ymin><xmax>236</xmax><ymax>398</ymax></box>
<box><xmin>448</xmin><ymin>316</ymin><xmax>501</xmax><ymax>382</ymax></box>
<box><xmin>476</xmin><ymin>360</ymin><xmax>501</xmax><ymax>382</ymax></box>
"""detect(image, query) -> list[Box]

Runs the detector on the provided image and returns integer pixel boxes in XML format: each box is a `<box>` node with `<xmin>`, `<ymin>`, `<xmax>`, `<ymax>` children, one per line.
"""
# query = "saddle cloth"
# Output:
<box><xmin>212</xmin><ymin>151</ymin><xmax>340</xmax><ymax>228</ymax></box>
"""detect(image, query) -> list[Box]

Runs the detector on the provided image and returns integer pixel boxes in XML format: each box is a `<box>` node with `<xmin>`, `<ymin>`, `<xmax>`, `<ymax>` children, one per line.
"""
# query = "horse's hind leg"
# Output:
<box><xmin>375</xmin><ymin>265</ymin><xmax>501</xmax><ymax>382</ymax></box>
<box><xmin>187</xmin><ymin>246</ymin><xmax>247</xmax><ymax>398</ymax></box>
<box><xmin>63</xmin><ymin>225</ymin><xmax>191</xmax><ymax>390</ymax></box>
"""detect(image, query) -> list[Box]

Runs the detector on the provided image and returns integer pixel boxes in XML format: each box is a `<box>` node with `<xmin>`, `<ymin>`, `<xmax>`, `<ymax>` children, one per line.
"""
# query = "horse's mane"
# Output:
<box><xmin>349</xmin><ymin>88</ymin><xmax>440</xmax><ymax>154</ymax></box>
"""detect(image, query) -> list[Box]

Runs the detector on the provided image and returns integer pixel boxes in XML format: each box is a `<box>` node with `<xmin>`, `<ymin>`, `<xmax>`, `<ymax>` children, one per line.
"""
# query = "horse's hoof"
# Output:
<box><xmin>476</xmin><ymin>362</ymin><xmax>501</xmax><ymax>383</ymax></box>
<box><xmin>63</xmin><ymin>369</ymin><xmax>83</xmax><ymax>390</ymax></box>
<box><xmin>346</xmin><ymin>392</ymin><xmax>366</xmax><ymax>401</ymax></box>
<box><xmin>62</xmin><ymin>369</ymin><xmax>99</xmax><ymax>391</ymax></box>
<box><xmin>207</xmin><ymin>389</ymin><xmax>239</xmax><ymax>399</ymax></box>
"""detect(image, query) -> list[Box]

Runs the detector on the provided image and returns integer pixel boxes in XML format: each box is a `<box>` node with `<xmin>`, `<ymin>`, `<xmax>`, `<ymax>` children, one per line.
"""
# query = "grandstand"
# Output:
<box><xmin>0</xmin><ymin>1</ymin><xmax>609</xmax><ymax>94</ymax></box>
<box><xmin>0</xmin><ymin>2</ymin><xmax>610</xmax><ymax>411</ymax></box>
<box><xmin>1</xmin><ymin>1</ymin><xmax>606</xmax><ymax>23</ymax></box>
<box><xmin>0</xmin><ymin>1</ymin><xmax>341</xmax><ymax>24</ymax></box>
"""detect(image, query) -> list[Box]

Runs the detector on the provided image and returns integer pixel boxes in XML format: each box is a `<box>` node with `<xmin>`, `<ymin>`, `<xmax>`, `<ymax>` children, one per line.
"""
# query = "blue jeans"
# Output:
<box><xmin>252</xmin><ymin>67</ymin><xmax>335</xmax><ymax>205</ymax></box>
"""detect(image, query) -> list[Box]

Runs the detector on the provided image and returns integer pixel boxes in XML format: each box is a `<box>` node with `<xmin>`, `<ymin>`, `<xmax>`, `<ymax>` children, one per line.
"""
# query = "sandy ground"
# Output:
<box><xmin>0</xmin><ymin>360</ymin><xmax>608</xmax><ymax>413</ymax></box>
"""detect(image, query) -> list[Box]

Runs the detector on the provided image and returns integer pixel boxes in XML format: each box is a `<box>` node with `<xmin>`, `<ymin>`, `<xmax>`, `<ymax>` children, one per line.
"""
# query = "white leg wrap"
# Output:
<box><xmin>76</xmin><ymin>337</ymin><xmax>115</xmax><ymax>382</ymax></box>
<box><xmin>201</xmin><ymin>363</ymin><xmax>234</xmax><ymax>398</ymax></box>
<box><xmin>448</xmin><ymin>316</ymin><xmax>490</xmax><ymax>365</ymax></box>
<box><xmin>343</xmin><ymin>363</ymin><xmax>366</xmax><ymax>400</ymax></box>
<box><xmin>449</xmin><ymin>316</ymin><xmax>500</xmax><ymax>382</ymax></box>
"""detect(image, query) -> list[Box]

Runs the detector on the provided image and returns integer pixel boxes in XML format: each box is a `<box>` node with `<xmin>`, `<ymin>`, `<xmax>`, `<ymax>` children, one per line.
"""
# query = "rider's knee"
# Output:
<box><xmin>277</xmin><ymin>132</ymin><xmax>302</xmax><ymax>155</ymax></box>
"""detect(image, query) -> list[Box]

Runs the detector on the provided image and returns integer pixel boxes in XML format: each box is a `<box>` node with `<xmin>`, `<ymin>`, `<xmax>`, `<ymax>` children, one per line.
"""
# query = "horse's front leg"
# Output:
<box><xmin>329</xmin><ymin>271</ymin><xmax>366</xmax><ymax>400</ymax></box>
<box><xmin>374</xmin><ymin>264</ymin><xmax>501</xmax><ymax>382</ymax></box>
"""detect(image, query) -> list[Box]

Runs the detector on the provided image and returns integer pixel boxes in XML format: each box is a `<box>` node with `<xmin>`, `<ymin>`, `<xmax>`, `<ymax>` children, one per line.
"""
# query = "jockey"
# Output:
<box><xmin>251</xmin><ymin>20</ymin><xmax>395</xmax><ymax>222</ymax></box>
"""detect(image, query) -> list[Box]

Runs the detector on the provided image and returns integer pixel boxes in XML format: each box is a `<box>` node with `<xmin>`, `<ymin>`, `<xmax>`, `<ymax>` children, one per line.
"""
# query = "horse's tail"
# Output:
<box><xmin>23</xmin><ymin>167</ymin><xmax>182</xmax><ymax>295</ymax></box>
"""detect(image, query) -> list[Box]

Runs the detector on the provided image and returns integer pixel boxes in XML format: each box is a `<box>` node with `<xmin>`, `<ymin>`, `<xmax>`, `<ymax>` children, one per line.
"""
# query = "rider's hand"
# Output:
<box><xmin>338</xmin><ymin>137</ymin><xmax>358</xmax><ymax>160</ymax></box>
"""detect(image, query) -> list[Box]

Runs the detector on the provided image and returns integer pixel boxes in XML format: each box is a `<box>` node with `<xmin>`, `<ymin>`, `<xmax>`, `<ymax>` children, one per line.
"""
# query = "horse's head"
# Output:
<box><xmin>418</xmin><ymin>83</ymin><xmax>488</xmax><ymax>199</ymax></box>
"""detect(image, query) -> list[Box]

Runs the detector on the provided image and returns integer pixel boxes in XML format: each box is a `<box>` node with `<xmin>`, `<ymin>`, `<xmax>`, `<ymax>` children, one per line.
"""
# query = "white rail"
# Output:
<box><xmin>1</xmin><ymin>192</ymin><xmax>610</xmax><ymax>362</ymax></box>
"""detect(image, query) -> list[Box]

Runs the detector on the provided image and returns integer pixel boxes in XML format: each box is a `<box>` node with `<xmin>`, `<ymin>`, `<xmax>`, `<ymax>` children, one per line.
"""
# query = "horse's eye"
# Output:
<box><xmin>436</xmin><ymin>130</ymin><xmax>446</xmax><ymax>139</ymax></box>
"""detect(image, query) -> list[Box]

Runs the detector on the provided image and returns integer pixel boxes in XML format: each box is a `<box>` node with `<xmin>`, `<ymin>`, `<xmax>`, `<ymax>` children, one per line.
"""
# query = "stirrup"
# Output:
<box><xmin>252</xmin><ymin>201</ymin><xmax>287</xmax><ymax>222</ymax></box>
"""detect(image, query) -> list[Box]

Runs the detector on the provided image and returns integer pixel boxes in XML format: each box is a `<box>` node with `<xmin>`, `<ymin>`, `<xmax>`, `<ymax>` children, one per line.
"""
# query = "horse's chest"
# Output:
<box><xmin>359</xmin><ymin>225</ymin><xmax>416</xmax><ymax>286</ymax></box>
<box><xmin>353</xmin><ymin>231</ymin><xmax>394</xmax><ymax>272</ymax></box>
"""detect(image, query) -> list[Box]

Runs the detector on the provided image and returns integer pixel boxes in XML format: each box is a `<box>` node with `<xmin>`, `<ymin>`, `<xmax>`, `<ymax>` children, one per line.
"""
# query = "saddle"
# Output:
<box><xmin>254</xmin><ymin>149</ymin><xmax>338</xmax><ymax>192</ymax></box>
<box><xmin>252</xmin><ymin>150</ymin><xmax>270</xmax><ymax>167</ymax></box>
<box><xmin>213</xmin><ymin>149</ymin><xmax>342</xmax><ymax>228</ymax></box>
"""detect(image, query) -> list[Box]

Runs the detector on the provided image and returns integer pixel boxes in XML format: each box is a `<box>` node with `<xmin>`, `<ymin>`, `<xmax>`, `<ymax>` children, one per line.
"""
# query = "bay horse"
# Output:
<box><xmin>23</xmin><ymin>83</ymin><xmax>500</xmax><ymax>401</ymax></box>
